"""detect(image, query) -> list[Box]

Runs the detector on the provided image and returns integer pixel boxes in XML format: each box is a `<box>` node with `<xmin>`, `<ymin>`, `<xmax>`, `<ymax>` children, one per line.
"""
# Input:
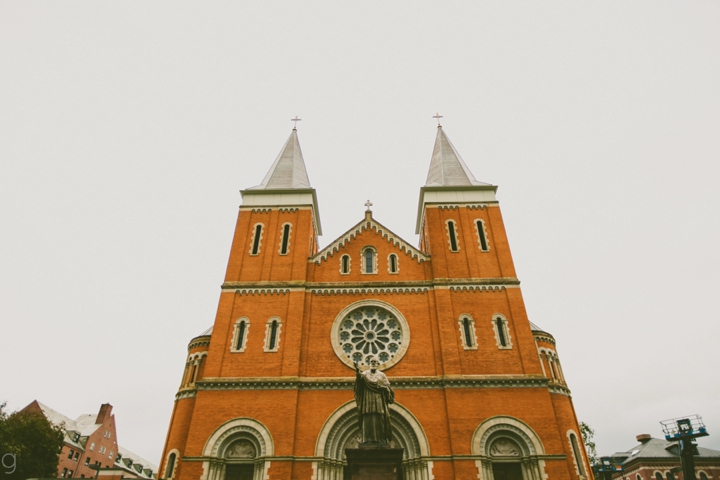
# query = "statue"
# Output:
<box><xmin>353</xmin><ymin>357</ymin><xmax>394</xmax><ymax>445</ymax></box>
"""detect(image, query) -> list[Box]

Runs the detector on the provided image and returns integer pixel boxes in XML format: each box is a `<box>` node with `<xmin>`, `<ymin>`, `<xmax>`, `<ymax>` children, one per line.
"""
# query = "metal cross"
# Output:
<box><xmin>433</xmin><ymin>113</ymin><xmax>443</xmax><ymax>126</ymax></box>
<box><xmin>364</xmin><ymin>200</ymin><xmax>373</xmax><ymax>212</ymax></box>
<box><xmin>291</xmin><ymin>116</ymin><xmax>302</xmax><ymax>129</ymax></box>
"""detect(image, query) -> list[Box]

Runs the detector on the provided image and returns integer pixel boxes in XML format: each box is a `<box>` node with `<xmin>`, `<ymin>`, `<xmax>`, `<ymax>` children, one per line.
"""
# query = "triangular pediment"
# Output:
<box><xmin>312</xmin><ymin>215</ymin><xmax>429</xmax><ymax>264</ymax></box>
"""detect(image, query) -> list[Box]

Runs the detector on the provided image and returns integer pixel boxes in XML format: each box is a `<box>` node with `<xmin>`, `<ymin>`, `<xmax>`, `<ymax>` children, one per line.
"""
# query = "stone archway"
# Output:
<box><xmin>471</xmin><ymin>416</ymin><xmax>547</xmax><ymax>480</ymax></box>
<box><xmin>314</xmin><ymin>401</ymin><xmax>432</xmax><ymax>480</ymax></box>
<box><xmin>200</xmin><ymin>418</ymin><xmax>274</xmax><ymax>480</ymax></box>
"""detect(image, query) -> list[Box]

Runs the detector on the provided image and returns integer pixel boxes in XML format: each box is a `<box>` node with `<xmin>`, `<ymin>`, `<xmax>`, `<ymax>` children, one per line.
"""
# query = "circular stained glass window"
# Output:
<box><xmin>332</xmin><ymin>301</ymin><xmax>409</xmax><ymax>370</ymax></box>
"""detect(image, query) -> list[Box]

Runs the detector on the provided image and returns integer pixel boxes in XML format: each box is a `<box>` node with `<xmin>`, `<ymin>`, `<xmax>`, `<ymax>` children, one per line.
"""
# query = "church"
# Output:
<box><xmin>158</xmin><ymin>124</ymin><xmax>592</xmax><ymax>480</ymax></box>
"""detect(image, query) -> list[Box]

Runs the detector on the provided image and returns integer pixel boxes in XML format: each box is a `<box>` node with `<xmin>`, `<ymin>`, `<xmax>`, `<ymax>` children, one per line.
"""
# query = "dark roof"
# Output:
<box><xmin>611</xmin><ymin>437</ymin><xmax>720</xmax><ymax>465</ymax></box>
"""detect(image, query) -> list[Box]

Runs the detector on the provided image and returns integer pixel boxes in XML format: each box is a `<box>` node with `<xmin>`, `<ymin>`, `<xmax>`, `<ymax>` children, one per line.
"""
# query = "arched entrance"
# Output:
<box><xmin>200</xmin><ymin>418</ymin><xmax>274</xmax><ymax>480</ymax></box>
<box><xmin>314</xmin><ymin>401</ymin><xmax>432</xmax><ymax>480</ymax></box>
<box><xmin>471</xmin><ymin>416</ymin><xmax>548</xmax><ymax>480</ymax></box>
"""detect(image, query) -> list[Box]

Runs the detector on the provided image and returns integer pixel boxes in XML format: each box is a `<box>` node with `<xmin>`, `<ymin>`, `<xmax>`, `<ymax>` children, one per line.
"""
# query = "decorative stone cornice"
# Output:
<box><xmin>548</xmin><ymin>384</ymin><xmax>571</xmax><ymax>396</ymax></box>
<box><xmin>220</xmin><ymin>279</ymin><xmax>519</xmax><ymax>296</ymax></box>
<box><xmin>533</xmin><ymin>333</ymin><xmax>556</xmax><ymax>345</ymax></box>
<box><xmin>196</xmin><ymin>375</ymin><xmax>558</xmax><ymax>392</ymax></box>
<box><xmin>175</xmin><ymin>388</ymin><xmax>197</xmax><ymax>400</ymax></box>
<box><xmin>187</xmin><ymin>339</ymin><xmax>210</xmax><ymax>350</ymax></box>
<box><xmin>312</xmin><ymin>218</ymin><xmax>429</xmax><ymax>265</ymax></box>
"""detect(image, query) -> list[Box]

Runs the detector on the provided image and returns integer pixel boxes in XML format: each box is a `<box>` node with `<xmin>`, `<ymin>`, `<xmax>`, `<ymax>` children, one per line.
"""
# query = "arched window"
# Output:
<box><xmin>362</xmin><ymin>247</ymin><xmax>377</xmax><ymax>274</ymax></box>
<box><xmin>388</xmin><ymin>254</ymin><xmax>398</xmax><ymax>274</ymax></box>
<box><xmin>340</xmin><ymin>255</ymin><xmax>350</xmax><ymax>274</ymax></box>
<box><xmin>492</xmin><ymin>315</ymin><xmax>512</xmax><ymax>349</ymax></box>
<box><xmin>699</xmin><ymin>472</ymin><xmax>708</xmax><ymax>480</ymax></box>
<box><xmin>279</xmin><ymin>223</ymin><xmax>291</xmax><ymax>255</ymax></box>
<box><xmin>569</xmin><ymin>432</ymin><xmax>586</xmax><ymax>477</ymax></box>
<box><xmin>446</xmin><ymin>220</ymin><xmax>459</xmax><ymax>251</ymax></box>
<box><xmin>458</xmin><ymin>315</ymin><xmax>477</xmax><ymax>350</ymax></box>
<box><xmin>264</xmin><ymin>317</ymin><xmax>282</xmax><ymax>352</ymax></box>
<box><xmin>165</xmin><ymin>453</ymin><xmax>176</xmax><ymax>478</ymax></box>
<box><xmin>636</xmin><ymin>475</ymin><xmax>642</xmax><ymax>480</ymax></box>
<box><xmin>475</xmin><ymin>219</ymin><xmax>490</xmax><ymax>251</ymax></box>
<box><xmin>231</xmin><ymin>317</ymin><xmax>249</xmax><ymax>352</ymax></box>
<box><xmin>250</xmin><ymin>223</ymin><xmax>264</xmax><ymax>255</ymax></box>
<box><xmin>666</xmin><ymin>472</ymin><xmax>675</xmax><ymax>480</ymax></box>
<box><xmin>656</xmin><ymin>473</ymin><xmax>663</xmax><ymax>480</ymax></box>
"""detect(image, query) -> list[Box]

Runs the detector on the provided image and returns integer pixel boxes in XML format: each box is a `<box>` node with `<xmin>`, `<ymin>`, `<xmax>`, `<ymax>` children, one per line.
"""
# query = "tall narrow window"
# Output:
<box><xmin>264</xmin><ymin>317</ymin><xmax>282</xmax><ymax>352</ymax></box>
<box><xmin>234</xmin><ymin>320</ymin><xmax>247</xmax><ymax>351</ymax></box>
<box><xmin>476</xmin><ymin>220</ymin><xmax>489</xmax><ymax>251</ymax></box>
<box><xmin>493</xmin><ymin>315</ymin><xmax>512</xmax><ymax>349</ymax></box>
<box><xmin>569</xmin><ymin>433</ymin><xmax>586</xmax><ymax>476</ymax></box>
<box><xmin>497</xmin><ymin>318</ymin><xmax>506</xmax><ymax>346</ymax></box>
<box><xmin>166</xmin><ymin>453</ymin><xmax>176</xmax><ymax>478</ymax></box>
<box><xmin>279</xmin><ymin>223</ymin><xmax>291</xmax><ymax>255</ymax></box>
<box><xmin>362</xmin><ymin>247</ymin><xmax>376</xmax><ymax>274</ymax></box>
<box><xmin>269</xmin><ymin>320</ymin><xmax>278</xmax><ymax>350</ymax></box>
<box><xmin>447</xmin><ymin>220</ymin><xmax>459</xmax><ymax>251</ymax></box>
<box><xmin>655</xmin><ymin>473</ymin><xmax>663</xmax><ymax>480</ymax></box>
<box><xmin>251</xmin><ymin>224</ymin><xmax>263</xmax><ymax>255</ymax></box>
<box><xmin>388</xmin><ymin>254</ymin><xmax>398</xmax><ymax>273</ymax></box>
<box><xmin>340</xmin><ymin>255</ymin><xmax>350</xmax><ymax>274</ymax></box>
<box><xmin>463</xmin><ymin>318</ymin><xmax>473</xmax><ymax>347</ymax></box>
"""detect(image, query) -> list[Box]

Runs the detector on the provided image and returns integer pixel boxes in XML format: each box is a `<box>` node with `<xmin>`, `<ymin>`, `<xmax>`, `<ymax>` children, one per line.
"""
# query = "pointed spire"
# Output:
<box><xmin>424</xmin><ymin>126</ymin><xmax>489</xmax><ymax>187</ymax></box>
<box><xmin>251</xmin><ymin>129</ymin><xmax>312</xmax><ymax>190</ymax></box>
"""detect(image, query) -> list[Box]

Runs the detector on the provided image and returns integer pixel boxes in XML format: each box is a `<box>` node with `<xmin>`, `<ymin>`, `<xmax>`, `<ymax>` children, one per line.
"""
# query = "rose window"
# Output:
<box><xmin>336</xmin><ymin>305</ymin><xmax>406</xmax><ymax>368</ymax></box>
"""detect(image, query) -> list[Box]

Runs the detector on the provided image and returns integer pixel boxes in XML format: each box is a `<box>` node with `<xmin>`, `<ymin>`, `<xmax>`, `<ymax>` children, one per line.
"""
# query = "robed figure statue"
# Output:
<box><xmin>354</xmin><ymin>357</ymin><xmax>394</xmax><ymax>445</ymax></box>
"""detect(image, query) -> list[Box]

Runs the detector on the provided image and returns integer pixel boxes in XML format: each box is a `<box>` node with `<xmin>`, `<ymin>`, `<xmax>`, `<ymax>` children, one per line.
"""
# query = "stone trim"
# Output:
<box><xmin>262</xmin><ymin>317</ymin><xmax>282</xmax><ymax>353</ymax></box>
<box><xmin>447</xmin><ymin>285</ymin><xmax>506</xmax><ymax>292</ymax></box>
<box><xmin>311</xmin><ymin>286</ymin><xmax>429</xmax><ymax>295</ymax></box>
<box><xmin>175</xmin><ymin>389</ymin><xmax>197</xmax><ymax>400</ymax></box>
<box><xmin>533</xmin><ymin>333</ymin><xmax>556</xmax><ymax>345</ymax></box>
<box><xmin>339</xmin><ymin>254</ymin><xmax>351</xmax><ymax>275</ymax></box>
<box><xmin>566</xmin><ymin>429</ymin><xmax>588</xmax><ymax>479</ymax></box>
<box><xmin>387</xmin><ymin>253</ymin><xmax>399</xmax><ymax>274</ymax></box>
<box><xmin>474</xmin><ymin>218</ymin><xmax>491</xmax><ymax>252</ymax></box>
<box><xmin>233</xmin><ymin>288</ymin><xmax>293</xmax><ymax>296</ymax></box>
<box><xmin>188</xmin><ymin>338</ymin><xmax>211</xmax><ymax>350</ymax></box>
<box><xmin>249</xmin><ymin>223</ymin><xmax>264</xmax><ymax>256</ymax></box>
<box><xmin>230</xmin><ymin>317</ymin><xmax>250</xmax><ymax>353</ymax></box>
<box><xmin>360</xmin><ymin>245</ymin><xmax>378</xmax><ymax>275</ymax></box>
<box><xmin>492</xmin><ymin>314</ymin><xmax>513</xmax><ymax>350</ymax></box>
<box><xmin>312</xmin><ymin>219</ymin><xmax>429</xmax><ymax>264</ymax></box>
<box><xmin>163</xmin><ymin>449</ymin><xmax>180</xmax><ymax>479</ymax></box>
<box><xmin>196</xmin><ymin>375</ymin><xmax>552</xmax><ymax>391</ymax></box>
<box><xmin>445</xmin><ymin>219</ymin><xmax>460</xmax><ymax>252</ymax></box>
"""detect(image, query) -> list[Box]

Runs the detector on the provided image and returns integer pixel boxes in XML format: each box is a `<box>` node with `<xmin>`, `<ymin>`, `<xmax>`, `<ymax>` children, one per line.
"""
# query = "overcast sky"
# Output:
<box><xmin>1</xmin><ymin>1</ymin><xmax>719</xmax><ymax>466</ymax></box>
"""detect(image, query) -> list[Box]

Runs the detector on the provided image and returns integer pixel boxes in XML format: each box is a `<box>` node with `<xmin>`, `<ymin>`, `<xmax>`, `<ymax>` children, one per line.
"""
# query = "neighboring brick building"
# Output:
<box><xmin>608</xmin><ymin>434</ymin><xmax>720</xmax><ymax>480</ymax></box>
<box><xmin>22</xmin><ymin>401</ymin><xmax>156</xmax><ymax>479</ymax></box>
<box><xmin>159</xmin><ymin>125</ymin><xmax>593</xmax><ymax>480</ymax></box>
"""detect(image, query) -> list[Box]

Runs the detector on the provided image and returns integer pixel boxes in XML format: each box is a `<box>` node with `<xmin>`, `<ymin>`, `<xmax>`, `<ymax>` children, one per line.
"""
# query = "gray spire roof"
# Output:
<box><xmin>250</xmin><ymin>129</ymin><xmax>312</xmax><ymax>190</ymax></box>
<box><xmin>425</xmin><ymin>127</ymin><xmax>490</xmax><ymax>187</ymax></box>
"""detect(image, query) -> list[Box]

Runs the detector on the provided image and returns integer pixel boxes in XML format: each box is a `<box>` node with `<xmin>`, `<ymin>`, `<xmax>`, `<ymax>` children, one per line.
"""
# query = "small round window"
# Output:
<box><xmin>332</xmin><ymin>300</ymin><xmax>409</xmax><ymax>370</ymax></box>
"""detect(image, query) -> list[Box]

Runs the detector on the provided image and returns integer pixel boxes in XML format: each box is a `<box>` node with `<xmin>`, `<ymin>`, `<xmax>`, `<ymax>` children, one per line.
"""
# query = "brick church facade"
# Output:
<box><xmin>158</xmin><ymin>125</ymin><xmax>592</xmax><ymax>480</ymax></box>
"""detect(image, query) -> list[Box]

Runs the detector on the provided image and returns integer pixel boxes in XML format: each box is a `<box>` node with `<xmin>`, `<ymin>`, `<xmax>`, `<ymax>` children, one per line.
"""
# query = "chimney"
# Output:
<box><xmin>636</xmin><ymin>434</ymin><xmax>652</xmax><ymax>444</ymax></box>
<box><xmin>96</xmin><ymin>403</ymin><xmax>113</xmax><ymax>424</ymax></box>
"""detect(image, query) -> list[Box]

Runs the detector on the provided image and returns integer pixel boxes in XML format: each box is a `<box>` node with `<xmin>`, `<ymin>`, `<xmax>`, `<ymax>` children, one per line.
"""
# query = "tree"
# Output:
<box><xmin>0</xmin><ymin>402</ymin><xmax>65</xmax><ymax>479</ymax></box>
<box><xmin>580</xmin><ymin>421</ymin><xmax>599</xmax><ymax>466</ymax></box>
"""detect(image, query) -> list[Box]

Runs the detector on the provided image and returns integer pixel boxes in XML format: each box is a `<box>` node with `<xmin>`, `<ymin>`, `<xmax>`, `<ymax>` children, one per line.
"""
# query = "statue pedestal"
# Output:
<box><xmin>345</xmin><ymin>446</ymin><xmax>404</xmax><ymax>480</ymax></box>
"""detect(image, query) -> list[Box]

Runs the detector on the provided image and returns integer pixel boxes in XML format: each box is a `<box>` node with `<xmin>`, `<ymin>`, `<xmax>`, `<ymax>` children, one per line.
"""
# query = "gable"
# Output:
<box><xmin>311</xmin><ymin>216</ymin><xmax>429</xmax><ymax>265</ymax></box>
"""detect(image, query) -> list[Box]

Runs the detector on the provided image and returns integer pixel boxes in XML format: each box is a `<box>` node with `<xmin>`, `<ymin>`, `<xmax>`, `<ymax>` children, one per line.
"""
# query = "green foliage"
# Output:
<box><xmin>580</xmin><ymin>421</ymin><xmax>599</xmax><ymax>466</ymax></box>
<box><xmin>0</xmin><ymin>402</ymin><xmax>65</xmax><ymax>479</ymax></box>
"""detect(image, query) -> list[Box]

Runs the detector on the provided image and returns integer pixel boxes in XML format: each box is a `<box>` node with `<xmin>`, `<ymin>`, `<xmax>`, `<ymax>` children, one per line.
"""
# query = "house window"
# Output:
<box><xmin>340</xmin><ymin>254</ymin><xmax>350</xmax><ymax>274</ymax></box>
<box><xmin>85</xmin><ymin>457</ymin><xmax>90</xmax><ymax>466</ymax></box>
<box><xmin>231</xmin><ymin>317</ymin><xmax>249</xmax><ymax>352</ymax></box>
<box><xmin>62</xmin><ymin>469</ymin><xmax>68</xmax><ymax>478</ymax></box>
<box><xmin>388</xmin><ymin>254</ymin><xmax>398</xmax><ymax>274</ymax></box>
<box><xmin>361</xmin><ymin>247</ymin><xmax>377</xmax><ymax>274</ymax></box>
<box><xmin>90</xmin><ymin>442</ymin><xmax>95</xmax><ymax>451</ymax></box>
<box><xmin>475</xmin><ymin>219</ymin><xmax>489</xmax><ymax>251</ymax></box>
<box><xmin>68</xmin><ymin>450</ymin><xmax>74</xmax><ymax>459</ymax></box>
<box><xmin>492</xmin><ymin>315</ymin><xmax>512</xmax><ymax>349</ymax></box>
<box><xmin>250</xmin><ymin>223</ymin><xmax>264</xmax><ymax>255</ymax></box>
<box><xmin>446</xmin><ymin>220</ymin><xmax>459</xmax><ymax>251</ymax></box>
<box><xmin>458</xmin><ymin>315</ymin><xmax>477</xmax><ymax>350</ymax></box>
<box><xmin>68</xmin><ymin>471</ymin><xmax>73</xmax><ymax>477</ymax></box>
<box><xmin>109</xmin><ymin>451</ymin><xmax>113</xmax><ymax>459</ymax></box>
<box><xmin>73</xmin><ymin>452</ymin><xmax>79</xmax><ymax>461</ymax></box>
<box><xmin>569</xmin><ymin>432</ymin><xmax>586</xmax><ymax>477</ymax></box>
<box><xmin>264</xmin><ymin>317</ymin><xmax>282</xmax><ymax>352</ymax></box>
<box><xmin>279</xmin><ymin>223</ymin><xmax>291</xmax><ymax>255</ymax></box>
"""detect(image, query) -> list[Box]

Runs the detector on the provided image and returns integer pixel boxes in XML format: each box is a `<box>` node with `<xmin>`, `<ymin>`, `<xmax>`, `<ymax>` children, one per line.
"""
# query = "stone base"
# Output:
<box><xmin>345</xmin><ymin>446</ymin><xmax>404</xmax><ymax>480</ymax></box>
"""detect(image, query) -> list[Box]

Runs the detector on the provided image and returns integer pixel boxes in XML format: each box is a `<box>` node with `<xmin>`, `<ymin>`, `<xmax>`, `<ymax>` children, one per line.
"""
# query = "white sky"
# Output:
<box><xmin>1</xmin><ymin>1</ymin><xmax>718</xmax><ymax>465</ymax></box>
